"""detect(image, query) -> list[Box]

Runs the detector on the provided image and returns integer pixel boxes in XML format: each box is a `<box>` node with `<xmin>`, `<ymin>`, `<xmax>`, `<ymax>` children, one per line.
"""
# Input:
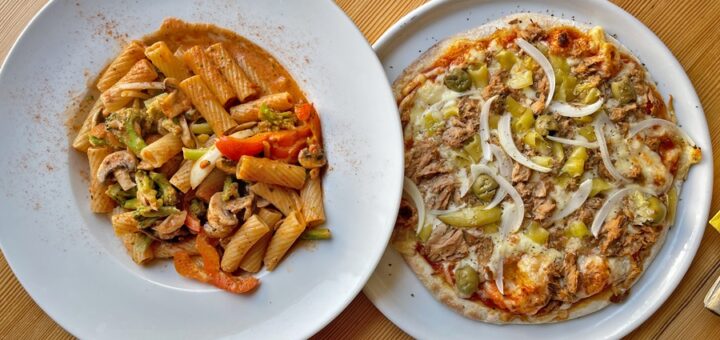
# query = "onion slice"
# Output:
<box><xmin>494</xmin><ymin>242</ymin><xmax>506</xmax><ymax>295</ymax></box>
<box><xmin>516</xmin><ymin>38</ymin><xmax>555</xmax><ymax>109</ymax></box>
<box><xmin>548</xmin><ymin>98</ymin><xmax>604</xmax><ymax>118</ymax></box>
<box><xmin>546</xmin><ymin>135</ymin><xmax>598</xmax><ymax>148</ymax></box>
<box><xmin>471</xmin><ymin>164</ymin><xmax>525</xmax><ymax>233</ymax></box>
<box><xmin>552</xmin><ymin>179</ymin><xmax>593</xmax><ymax>221</ymax></box>
<box><xmin>490</xmin><ymin>144</ymin><xmax>512</xmax><ymax>179</ymax></box>
<box><xmin>403</xmin><ymin>177</ymin><xmax>426</xmax><ymax>234</ymax></box>
<box><xmin>591</xmin><ymin>187</ymin><xmax>637</xmax><ymax>237</ymax></box>
<box><xmin>498</xmin><ymin>114</ymin><xmax>552</xmax><ymax>173</ymax></box>
<box><xmin>627</xmin><ymin>118</ymin><xmax>697</xmax><ymax>147</ymax></box>
<box><xmin>593</xmin><ymin>115</ymin><xmax>630</xmax><ymax>183</ymax></box>
<box><xmin>479</xmin><ymin>95</ymin><xmax>498</xmax><ymax>163</ymax></box>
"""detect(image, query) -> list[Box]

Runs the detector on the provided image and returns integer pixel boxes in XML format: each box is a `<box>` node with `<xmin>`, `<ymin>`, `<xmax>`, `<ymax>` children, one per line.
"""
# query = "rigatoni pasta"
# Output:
<box><xmin>96</xmin><ymin>41</ymin><xmax>146</xmax><ymax>92</ymax></box>
<box><xmin>73</xmin><ymin>18</ymin><xmax>328</xmax><ymax>295</ymax></box>
<box><xmin>179</xmin><ymin>75</ymin><xmax>237</xmax><ymax>136</ymax></box>
<box><xmin>182</xmin><ymin>46</ymin><xmax>237</xmax><ymax>106</ymax></box>
<box><xmin>206</xmin><ymin>43</ymin><xmax>258</xmax><ymax>102</ymax></box>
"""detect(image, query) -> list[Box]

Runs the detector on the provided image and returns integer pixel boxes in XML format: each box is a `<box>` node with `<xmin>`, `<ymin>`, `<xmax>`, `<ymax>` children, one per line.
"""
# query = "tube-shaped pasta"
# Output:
<box><xmin>96</xmin><ymin>41</ymin><xmax>146</xmax><ymax>92</ymax></box>
<box><xmin>179</xmin><ymin>75</ymin><xmax>237</xmax><ymax>136</ymax></box>
<box><xmin>72</xmin><ymin>98</ymin><xmax>104</xmax><ymax>152</ymax></box>
<box><xmin>237</xmin><ymin>156</ymin><xmax>307</xmax><ymax>190</ymax></box>
<box><xmin>112</xmin><ymin>211</ymin><xmax>138</xmax><ymax>235</ymax></box>
<box><xmin>195</xmin><ymin>168</ymin><xmax>226</xmax><ymax>202</ymax></box>
<box><xmin>169</xmin><ymin>159</ymin><xmax>193</xmax><ymax>193</ymax></box>
<box><xmin>220</xmin><ymin>215</ymin><xmax>271</xmax><ymax>273</ymax></box>
<box><xmin>238</xmin><ymin>208</ymin><xmax>283</xmax><ymax>273</ymax></box>
<box><xmin>229</xmin><ymin>92</ymin><xmax>294</xmax><ymax>123</ymax></box>
<box><xmin>300</xmin><ymin>176</ymin><xmax>325</xmax><ymax>227</ymax></box>
<box><xmin>88</xmin><ymin>147</ymin><xmax>116</xmax><ymax>213</ymax></box>
<box><xmin>121</xmin><ymin>233</ymin><xmax>154</xmax><ymax>264</ymax></box>
<box><xmin>145</xmin><ymin>41</ymin><xmax>191</xmax><ymax>80</ymax></box>
<box><xmin>249</xmin><ymin>182</ymin><xmax>300</xmax><ymax>216</ymax></box>
<box><xmin>182</xmin><ymin>45</ymin><xmax>237</xmax><ymax>106</ymax></box>
<box><xmin>140</xmin><ymin>133</ymin><xmax>183</xmax><ymax>168</ymax></box>
<box><xmin>206</xmin><ymin>43</ymin><xmax>258</xmax><ymax>102</ymax></box>
<box><xmin>154</xmin><ymin>237</ymin><xmax>198</xmax><ymax>258</ymax></box>
<box><xmin>101</xmin><ymin>59</ymin><xmax>158</xmax><ymax>113</ymax></box>
<box><xmin>264</xmin><ymin>211</ymin><xmax>306</xmax><ymax>271</ymax></box>
<box><xmin>159</xmin><ymin>90</ymin><xmax>191</xmax><ymax>118</ymax></box>
<box><xmin>235</xmin><ymin>52</ymin><xmax>271</xmax><ymax>95</ymax></box>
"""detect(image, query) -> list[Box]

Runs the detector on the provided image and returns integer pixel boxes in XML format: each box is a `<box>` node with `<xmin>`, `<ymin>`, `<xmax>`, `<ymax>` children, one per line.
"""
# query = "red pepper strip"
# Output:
<box><xmin>174</xmin><ymin>233</ymin><xmax>259</xmax><ymax>294</ymax></box>
<box><xmin>295</xmin><ymin>103</ymin><xmax>313</xmax><ymax>121</ymax></box>
<box><xmin>215</xmin><ymin>133</ymin><xmax>267</xmax><ymax>161</ymax></box>
<box><xmin>295</xmin><ymin>103</ymin><xmax>322</xmax><ymax>144</ymax></box>
<box><xmin>173</xmin><ymin>252</ymin><xmax>209</xmax><ymax>282</ymax></box>
<box><xmin>271</xmin><ymin>138</ymin><xmax>307</xmax><ymax>163</ymax></box>
<box><xmin>216</xmin><ymin>127</ymin><xmax>312</xmax><ymax>161</ymax></box>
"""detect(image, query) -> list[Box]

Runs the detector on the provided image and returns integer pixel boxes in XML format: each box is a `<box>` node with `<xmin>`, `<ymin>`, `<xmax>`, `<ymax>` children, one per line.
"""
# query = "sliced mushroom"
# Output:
<box><xmin>154</xmin><ymin>210</ymin><xmax>188</xmax><ymax>239</ymax></box>
<box><xmin>298</xmin><ymin>144</ymin><xmax>326</xmax><ymax>169</ymax></box>
<box><xmin>178</xmin><ymin>115</ymin><xmax>196</xmax><ymax>148</ymax></box>
<box><xmin>96</xmin><ymin>150</ymin><xmax>138</xmax><ymax>191</ymax></box>
<box><xmin>204</xmin><ymin>192</ymin><xmax>238</xmax><ymax>238</ymax></box>
<box><xmin>226</xmin><ymin>194</ymin><xmax>254</xmax><ymax>221</ymax></box>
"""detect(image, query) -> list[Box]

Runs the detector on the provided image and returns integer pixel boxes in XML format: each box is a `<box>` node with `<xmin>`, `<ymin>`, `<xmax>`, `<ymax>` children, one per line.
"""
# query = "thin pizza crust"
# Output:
<box><xmin>392</xmin><ymin>13</ymin><xmax>671</xmax><ymax>324</ymax></box>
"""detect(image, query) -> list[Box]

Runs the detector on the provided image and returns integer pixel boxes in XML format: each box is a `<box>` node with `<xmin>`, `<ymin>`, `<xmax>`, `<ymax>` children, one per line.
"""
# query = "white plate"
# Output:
<box><xmin>365</xmin><ymin>0</ymin><xmax>713</xmax><ymax>338</ymax></box>
<box><xmin>0</xmin><ymin>0</ymin><xmax>403</xmax><ymax>338</ymax></box>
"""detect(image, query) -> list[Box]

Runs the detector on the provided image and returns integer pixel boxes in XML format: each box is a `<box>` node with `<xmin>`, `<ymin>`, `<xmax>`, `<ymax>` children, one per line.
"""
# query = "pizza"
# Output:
<box><xmin>392</xmin><ymin>13</ymin><xmax>702</xmax><ymax>323</ymax></box>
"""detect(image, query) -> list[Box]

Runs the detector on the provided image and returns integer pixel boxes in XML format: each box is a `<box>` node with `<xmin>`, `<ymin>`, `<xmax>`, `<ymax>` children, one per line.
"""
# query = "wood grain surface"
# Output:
<box><xmin>1</xmin><ymin>0</ymin><xmax>719</xmax><ymax>338</ymax></box>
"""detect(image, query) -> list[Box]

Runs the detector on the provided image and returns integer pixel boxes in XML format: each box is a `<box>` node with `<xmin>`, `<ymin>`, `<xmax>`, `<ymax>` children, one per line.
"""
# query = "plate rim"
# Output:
<box><xmin>366</xmin><ymin>0</ymin><xmax>714</xmax><ymax>338</ymax></box>
<box><xmin>0</xmin><ymin>0</ymin><xmax>404</xmax><ymax>338</ymax></box>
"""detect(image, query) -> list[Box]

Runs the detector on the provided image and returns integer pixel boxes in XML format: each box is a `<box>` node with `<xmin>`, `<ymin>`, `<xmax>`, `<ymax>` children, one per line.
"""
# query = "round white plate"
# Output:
<box><xmin>365</xmin><ymin>0</ymin><xmax>713</xmax><ymax>339</ymax></box>
<box><xmin>0</xmin><ymin>0</ymin><xmax>403</xmax><ymax>338</ymax></box>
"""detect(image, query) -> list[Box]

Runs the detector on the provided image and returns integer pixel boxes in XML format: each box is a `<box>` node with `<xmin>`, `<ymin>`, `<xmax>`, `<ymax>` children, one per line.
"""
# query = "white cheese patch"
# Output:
<box><xmin>607</xmin><ymin>256</ymin><xmax>632</xmax><ymax>284</ymax></box>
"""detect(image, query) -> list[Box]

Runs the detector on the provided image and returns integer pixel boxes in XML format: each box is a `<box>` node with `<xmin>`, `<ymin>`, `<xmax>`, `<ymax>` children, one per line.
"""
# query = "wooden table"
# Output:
<box><xmin>1</xmin><ymin>0</ymin><xmax>719</xmax><ymax>338</ymax></box>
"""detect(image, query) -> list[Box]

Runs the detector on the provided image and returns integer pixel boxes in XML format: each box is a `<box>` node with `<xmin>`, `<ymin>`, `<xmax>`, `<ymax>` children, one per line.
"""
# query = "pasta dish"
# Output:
<box><xmin>72</xmin><ymin>18</ymin><xmax>329</xmax><ymax>293</ymax></box>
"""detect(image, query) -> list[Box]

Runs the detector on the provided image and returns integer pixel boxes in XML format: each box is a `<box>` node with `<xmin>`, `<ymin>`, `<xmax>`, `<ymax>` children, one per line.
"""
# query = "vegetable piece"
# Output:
<box><xmin>403</xmin><ymin>177</ymin><xmax>426</xmax><ymax>234</ymax></box>
<box><xmin>479</xmin><ymin>95</ymin><xmax>499</xmax><ymax>163</ymax></box>
<box><xmin>590</xmin><ymin>178</ymin><xmax>614</xmax><ymax>197</ymax></box>
<box><xmin>577</xmin><ymin>125</ymin><xmax>597</xmax><ymax>142</ymax></box>
<box><xmin>582</xmin><ymin>88</ymin><xmax>601</xmax><ymax>104</ymax></box>
<box><xmin>204</xmin><ymin>192</ymin><xmax>239</xmax><ymax>238</ymax></box>
<box><xmin>215</xmin><ymin>133</ymin><xmax>266</xmax><ymax>161</ymax></box>
<box><xmin>495</xmin><ymin>50</ymin><xmax>517</xmax><ymax>71</ymax></box>
<box><xmin>123</xmin><ymin>113</ymin><xmax>147</xmax><ymax>156</ymax></box>
<box><xmin>667</xmin><ymin>186</ymin><xmax>679</xmax><ymax>224</ymax></box>
<box><xmin>190</xmin><ymin>122</ymin><xmax>213</xmax><ymax>135</ymax></box>
<box><xmin>417</xmin><ymin>223</ymin><xmax>433</xmax><ymax>242</ymax></box>
<box><xmin>298</xmin><ymin>144</ymin><xmax>326</xmax><ymax>168</ymax></box>
<box><xmin>463</xmin><ymin>135</ymin><xmax>482</xmax><ymax>163</ymax></box>
<box><xmin>471</xmin><ymin>174</ymin><xmax>499</xmax><ymax>202</ymax></box>
<box><xmin>560</xmin><ymin>147</ymin><xmax>588</xmax><ymax>177</ymax></box>
<box><xmin>611</xmin><ymin>77</ymin><xmax>636</xmax><ymax>104</ymax></box>
<box><xmin>531</xmin><ymin>156</ymin><xmax>553</xmax><ymax>168</ymax></box>
<box><xmin>455</xmin><ymin>265</ymin><xmax>480</xmax><ymax>298</ymax></box>
<box><xmin>444</xmin><ymin>68</ymin><xmax>472</xmax><ymax>92</ymax></box>
<box><xmin>507</xmin><ymin>68</ymin><xmax>533</xmax><ymax>89</ymax></box>
<box><xmin>222</xmin><ymin>176</ymin><xmax>239</xmax><ymax>202</ymax></box>
<box><xmin>515</xmin><ymin>38</ymin><xmax>555</xmax><ymax>108</ymax></box>
<box><xmin>133</xmin><ymin>206</ymin><xmax>180</xmax><ymax>218</ymax></box>
<box><xmin>149</xmin><ymin>172</ymin><xmax>177</xmax><ymax>206</ymax></box>
<box><xmin>300</xmin><ymin>228</ymin><xmax>332</xmax><ymax>240</ymax></box>
<box><xmin>182</xmin><ymin>147</ymin><xmax>208</xmax><ymax>161</ymax></box>
<box><xmin>258</xmin><ymin>104</ymin><xmax>297</xmax><ymax>131</ymax></box>
<box><xmin>505</xmin><ymin>97</ymin><xmax>527</xmax><ymax>117</ymax></box>
<box><xmin>548</xmin><ymin>98</ymin><xmax>604</xmax><ymax>118</ymax></box>
<box><xmin>647</xmin><ymin>196</ymin><xmax>667</xmax><ymax>225</ymax></box>
<box><xmin>471</xmin><ymin>164</ymin><xmax>525</xmax><ymax>233</ymax></box>
<box><xmin>591</xmin><ymin>187</ymin><xmax>640</xmax><ymax>237</ymax></box>
<box><xmin>468</xmin><ymin>63</ymin><xmax>489</xmax><ymax>88</ymax></box>
<box><xmin>534</xmin><ymin>114</ymin><xmax>558</xmax><ymax>136</ymax></box>
<box><xmin>438</xmin><ymin>206</ymin><xmax>502</xmax><ymax>228</ymax></box>
<box><xmin>627</xmin><ymin>118</ymin><xmax>697</xmax><ymax>148</ymax></box>
<box><xmin>96</xmin><ymin>150</ymin><xmax>138</xmax><ymax>191</ymax></box>
<box><xmin>191</xmin><ymin>130</ymin><xmax>254</xmax><ymax>189</ymax></box>
<box><xmin>105</xmin><ymin>183</ymin><xmax>137</xmax><ymax>205</ymax></box>
<box><xmin>135</xmin><ymin>170</ymin><xmax>159</xmax><ymax>209</ymax></box>
<box><xmin>498</xmin><ymin>114</ymin><xmax>552</xmax><ymax>172</ymax></box>
<box><xmin>546</xmin><ymin>135</ymin><xmax>598</xmax><ymax>148</ymax></box>
<box><xmin>566</xmin><ymin>220</ymin><xmax>590</xmax><ymax>238</ymax></box>
<box><xmin>512</xmin><ymin>109</ymin><xmax>535</xmax><ymax>133</ymax></box>
<box><xmin>525</xmin><ymin>221</ymin><xmax>549</xmax><ymax>244</ymax></box>
<box><xmin>552</xmin><ymin>179</ymin><xmax>593</xmax><ymax>221</ymax></box>
<box><xmin>594</xmin><ymin>115</ymin><xmax>630</xmax><ymax>183</ymax></box>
